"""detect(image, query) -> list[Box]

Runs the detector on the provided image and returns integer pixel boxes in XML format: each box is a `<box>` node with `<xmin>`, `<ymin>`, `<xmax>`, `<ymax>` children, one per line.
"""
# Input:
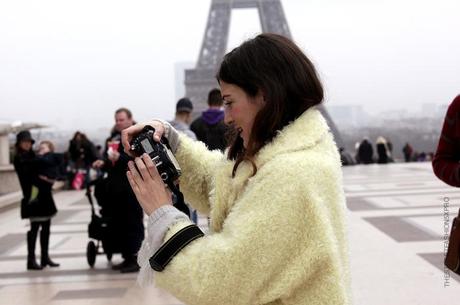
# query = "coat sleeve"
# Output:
<box><xmin>432</xmin><ymin>95</ymin><xmax>460</xmax><ymax>187</ymax></box>
<box><xmin>14</xmin><ymin>156</ymin><xmax>32</xmax><ymax>199</ymax></box>
<box><xmin>174</xmin><ymin>134</ymin><xmax>225</xmax><ymax>215</ymax></box>
<box><xmin>153</xmin><ymin>160</ymin><xmax>331</xmax><ymax>305</ymax></box>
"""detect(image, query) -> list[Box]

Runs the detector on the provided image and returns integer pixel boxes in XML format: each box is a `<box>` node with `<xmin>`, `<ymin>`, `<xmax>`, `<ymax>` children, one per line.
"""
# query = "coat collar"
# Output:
<box><xmin>226</xmin><ymin>106</ymin><xmax>332</xmax><ymax>180</ymax></box>
<box><xmin>210</xmin><ymin>107</ymin><xmax>332</xmax><ymax>233</ymax></box>
<box><xmin>254</xmin><ymin>106</ymin><xmax>331</xmax><ymax>167</ymax></box>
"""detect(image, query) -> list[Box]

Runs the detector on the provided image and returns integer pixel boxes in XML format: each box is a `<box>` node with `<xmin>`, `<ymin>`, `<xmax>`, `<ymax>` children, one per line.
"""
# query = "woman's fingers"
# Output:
<box><xmin>121</xmin><ymin>124</ymin><xmax>145</xmax><ymax>155</ymax></box>
<box><xmin>142</xmin><ymin>153</ymin><xmax>161</xmax><ymax>180</ymax></box>
<box><xmin>126</xmin><ymin>170</ymin><xmax>140</xmax><ymax>193</ymax></box>
<box><xmin>134</xmin><ymin>155</ymin><xmax>162</xmax><ymax>182</ymax></box>
<box><xmin>134</xmin><ymin>156</ymin><xmax>153</xmax><ymax>181</ymax></box>
<box><xmin>126</xmin><ymin>156</ymin><xmax>171</xmax><ymax>216</ymax></box>
<box><xmin>151</xmin><ymin>120</ymin><xmax>166</xmax><ymax>142</ymax></box>
<box><xmin>121</xmin><ymin>120</ymin><xmax>165</xmax><ymax>155</ymax></box>
<box><xmin>127</xmin><ymin>160</ymin><xmax>143</xmax><ymax>185</ymax></box>
<box><xmin>129</xmin><ymin>155</ymin><xmax>162</xmax><ymax>185</ymax></box>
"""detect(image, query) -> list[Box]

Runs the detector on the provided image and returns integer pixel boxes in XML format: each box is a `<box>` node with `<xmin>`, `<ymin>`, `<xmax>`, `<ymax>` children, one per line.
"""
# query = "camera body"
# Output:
<box><xmin>129</xmin><ymin>126</ymin><xmax>181</xmax><ymax>187</ymax></box>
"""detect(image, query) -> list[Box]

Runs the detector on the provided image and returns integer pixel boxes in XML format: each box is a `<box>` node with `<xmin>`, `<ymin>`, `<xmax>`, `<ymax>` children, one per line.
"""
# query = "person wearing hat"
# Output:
<box><xmin>168</xmin><ymin>98</ymin><xmax>198</xmax><ymax>222</ymax></box>
<box><xmin>168</xmin><ymin>98</ymin><xmax>197</xmax><ymax>141</ymax></box>
<box><xmin>13</xmin><ymin>131</ymin><xmax>59</xmax><ymax>270</ymax></box>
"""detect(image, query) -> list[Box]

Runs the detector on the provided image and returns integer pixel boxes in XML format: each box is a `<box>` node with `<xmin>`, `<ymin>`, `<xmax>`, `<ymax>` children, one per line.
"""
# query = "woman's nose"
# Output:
<box><xmin>224</xmin><ymin>111</ymin><xmax>233</xmax><ymax>125</ymax></box>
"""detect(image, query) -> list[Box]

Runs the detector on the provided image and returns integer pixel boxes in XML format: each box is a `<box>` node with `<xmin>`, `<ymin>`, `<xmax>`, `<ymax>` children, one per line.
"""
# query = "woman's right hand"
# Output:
<box><xmin>38</xmin><ymin>175</ymin><xmax>55</xmax><ymax>185</ymax></box>
<box><xmin>121</xmin><ymin>120</ymin><xmax>166</xmax><ymax>156</ymax></box>
<box><xmin>92</xmin><ymin>160</ymin><xmax>105</xmax><ymax>168</ymax></box>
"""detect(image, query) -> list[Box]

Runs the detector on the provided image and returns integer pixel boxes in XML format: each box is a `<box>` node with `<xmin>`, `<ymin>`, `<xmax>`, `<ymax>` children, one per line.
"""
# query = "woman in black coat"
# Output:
<box><xmin>13</xmin><ymin>131</ymin><xmax>59</xmax><ymax>270</ymax></box>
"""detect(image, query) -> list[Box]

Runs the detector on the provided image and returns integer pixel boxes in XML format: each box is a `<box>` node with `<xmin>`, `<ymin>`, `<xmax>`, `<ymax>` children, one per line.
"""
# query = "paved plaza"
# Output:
<box><xmin>0</xmin><ymin>162</ymin><xmax>459</xmax><ymax>304</ymax></box>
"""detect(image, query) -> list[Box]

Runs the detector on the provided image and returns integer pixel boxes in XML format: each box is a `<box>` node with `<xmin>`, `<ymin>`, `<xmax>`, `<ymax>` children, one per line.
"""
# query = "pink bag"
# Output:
<box><xmin>72</xmin><ymin>171</ymin><xmax>85</xmax><ymax>190</ymax></box>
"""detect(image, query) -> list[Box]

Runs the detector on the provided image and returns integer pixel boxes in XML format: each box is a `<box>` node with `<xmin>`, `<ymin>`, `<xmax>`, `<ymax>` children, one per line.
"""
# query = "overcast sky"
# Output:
<box><xmin>1</xmin><ymin>0</ymin><xmax>459</xmax><ymax>132</ymax></box>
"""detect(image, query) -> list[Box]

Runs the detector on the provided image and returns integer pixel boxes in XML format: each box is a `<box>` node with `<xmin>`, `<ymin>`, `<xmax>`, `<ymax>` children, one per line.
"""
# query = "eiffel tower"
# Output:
<box><xmin>185</xmin><ymin>0</ymin><xmax>344</xmax><ymax>147</ymax></box>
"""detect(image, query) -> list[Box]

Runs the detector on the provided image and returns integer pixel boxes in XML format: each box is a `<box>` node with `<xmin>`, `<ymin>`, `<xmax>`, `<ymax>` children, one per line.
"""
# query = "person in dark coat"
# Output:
<box><xmin>376</xmin><ymin>136</ymin><xmax>390</xmax><ymax>164</ymax></box>
<box><xmin>190</xmin><ymin>88</ymin><xmax>228</xmax><ymax>152</ymax></box>
<box><xmin>403</xmin><ymin>142</ymin><xmax>413</xmax><ymax>163</ymax></box>
<box><xmin>168</xmin><ymin>98</ymin><xmax>196</xmax><ymax>222</ymax></box>
<box><xmin>92</xmin><ymin>107</ymin><xmax>144</xmax><ymax>273</ymax></box>
<box><xmin>339</xmin><ymin>147</ymin><xmax>355</xmax><ymax>166</ymax></box>
<box><xmin>13</xmin><ymin>132</ymin><xmax>60</xmax><ymax>270</ymax></box>
<box><xmin>68</xmin><ymin>131</ymin><xmax>97</xmax><ymax>188</ymax></box>
<box><xmin>357</xmin><ymin>138</ymin><xmax>374</xmax><ymax>164</ymax></box>
<box><xmin>68</xmin><ymin>132</ymin><xmax>97</xmax><ymax>168</ymax></box>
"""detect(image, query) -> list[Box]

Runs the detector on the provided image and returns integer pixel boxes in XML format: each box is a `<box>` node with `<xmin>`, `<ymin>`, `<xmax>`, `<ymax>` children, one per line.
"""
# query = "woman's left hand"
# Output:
<box><xmin>126</xmin><ymin>153</ymin><xmax>173</xmax><ymax>215</ymax></box>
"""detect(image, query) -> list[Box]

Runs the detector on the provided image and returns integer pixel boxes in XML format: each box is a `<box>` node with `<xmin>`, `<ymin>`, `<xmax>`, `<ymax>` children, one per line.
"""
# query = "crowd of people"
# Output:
<box><xmin>11</xmin><ymin>91</ymin><xmax>442</xmax><ymax>277</ymax></box>
<box><xmin>12</xmin><ymin>32</ymin><xmax>458</xmax><ymax>305</ymax></box>
<box><xmin>12</xmin><ymin>34</ymin><xmax>351</xmax><ymax>304</ymax></box>
<box><xmin>339</xmin><ymin>137</ymin><xmax>434</xmax><ymax>166</ymax></box>
<box><xmin>12</xmin><ymin>89</ymin><xmax>230</xmax><ymax>274</ymax></box>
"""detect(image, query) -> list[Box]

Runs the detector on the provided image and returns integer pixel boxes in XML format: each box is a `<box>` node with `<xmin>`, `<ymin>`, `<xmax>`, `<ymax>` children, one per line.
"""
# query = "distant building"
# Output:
<box><xmin>420</xmin><ymin>103</ymin><xmax>448</xmax><ymax>118</ymax></box>
<box><xmin>327</xmin><ymin>105</ymin><xmax>370</xmax><ymax>128</ymax></box>
<box><xmin>174</xmin><ymin>62</ymin><xmax>194</xmax><ymax>102</ymax></box>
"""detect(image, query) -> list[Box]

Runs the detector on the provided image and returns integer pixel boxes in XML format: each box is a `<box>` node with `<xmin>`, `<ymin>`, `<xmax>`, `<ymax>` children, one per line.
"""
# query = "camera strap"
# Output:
<box><xmin>169</xmin><ymin>183</ymin><xmax>191</xmax><ymax>217</ymax></box>
<box><xmin>149</xmin><ymin>224</ymin><xmax>204</xmax><ymax>271</ymax></box>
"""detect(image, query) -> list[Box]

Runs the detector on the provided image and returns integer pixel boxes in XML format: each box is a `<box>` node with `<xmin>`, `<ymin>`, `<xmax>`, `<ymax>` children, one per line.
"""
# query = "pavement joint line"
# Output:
<box><xmin>345</xmin><ymin>186</ymin><xmax>457</xmax><ymax>193</ymax></box>
<box><xmin>0</xmin><ymin>276</ymin><xmax>138</xmax><ymax>288</ymax></box>
<box><xmin>346</xmin><ymin>189</ymin><xmax>460</xmax><ymax>198</ymax></box>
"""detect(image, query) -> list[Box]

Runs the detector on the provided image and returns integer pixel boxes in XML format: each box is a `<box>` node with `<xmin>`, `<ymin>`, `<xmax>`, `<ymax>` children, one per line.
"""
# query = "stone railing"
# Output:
<box><xmin>0</xmin><ymin>164</ymin><xmax>20</xmax><ymax>194</ymax></box>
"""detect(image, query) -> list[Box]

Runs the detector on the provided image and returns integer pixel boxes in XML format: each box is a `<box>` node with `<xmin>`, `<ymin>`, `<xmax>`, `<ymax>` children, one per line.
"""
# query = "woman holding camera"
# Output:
<box><xmin>122</xmin><ymin>33</ymin><xmax>351</xmax><ymax>305</ymax></box>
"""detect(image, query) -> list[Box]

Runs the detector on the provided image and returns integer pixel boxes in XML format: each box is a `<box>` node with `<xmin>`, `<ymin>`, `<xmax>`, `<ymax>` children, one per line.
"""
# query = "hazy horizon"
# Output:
<box><xmin>1</xmin><ymin>0</ymin><xmax>459</xmax><ymax>132</ymax></box>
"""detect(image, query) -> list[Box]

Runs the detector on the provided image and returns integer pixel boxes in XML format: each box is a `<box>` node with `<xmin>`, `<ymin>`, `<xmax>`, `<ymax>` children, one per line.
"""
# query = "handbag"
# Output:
<box><xmin>72</xmin><ymin>170</ymin><xmax>85</xmax><ymax>190</ymax></box>
<box><xmin>445</xmin><ymin>208</ymin><xmax>460</xmax><ymax>275</ymax></box>
<box><xmin>21</xmin><ymin>186</ymin><xmax>40</xmax><ymax>219</ymax></box>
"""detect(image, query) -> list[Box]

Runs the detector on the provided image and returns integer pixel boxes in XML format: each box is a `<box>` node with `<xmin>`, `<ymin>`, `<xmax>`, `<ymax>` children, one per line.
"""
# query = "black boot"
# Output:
<box><xmin>41</xmin><ymin>256</ymin><xmax>60</xmax><ymax>268</ymax></box>
<box><xmin>120</xmin><ymin>257</ymin><xmax>140</xmax><ymax>273</ymax></box>
<box><xmin>111</xmin><ymin>260</ymin><xmax>129</xmax><ymax>271</ymax></box>
<box><xmin>40</xmin><ymin>223</ymin><xmax>60</xmax><ymax>268</ymax></box>
<box><xmin>27</xmin><ymin>231</ymin><xmax>42</xmax><ymax>270</ymax></box>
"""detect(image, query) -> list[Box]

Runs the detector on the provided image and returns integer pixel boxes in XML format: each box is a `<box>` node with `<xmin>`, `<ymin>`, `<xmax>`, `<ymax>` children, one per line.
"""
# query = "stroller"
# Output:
<box><xmin>85</xmin><ymin>176</ymin><xmax>121</xmax><ymax>267</ymax></box>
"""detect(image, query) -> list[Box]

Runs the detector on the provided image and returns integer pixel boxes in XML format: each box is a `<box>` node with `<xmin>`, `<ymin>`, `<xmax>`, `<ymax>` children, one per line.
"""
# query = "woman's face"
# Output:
<box><xmin>19</xmin><ymin>141</ymin><xmax>32</xmax><ymax>152</ymax></box>
<box><xmin>220</xmin><ymin>81</ymin><xmax>264</xmax><ymax>148</ymax></box>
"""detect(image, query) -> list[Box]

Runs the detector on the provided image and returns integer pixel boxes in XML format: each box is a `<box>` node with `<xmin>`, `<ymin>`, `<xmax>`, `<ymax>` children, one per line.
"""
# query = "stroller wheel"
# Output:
<box><xmin>106</xmin><ymin>252</ymin><xmax>113</xmax><ymax>262</ymax></box>
<box><xmin>87</xmin><ymin>241</ymin><xmax>97</xmax><ymax>267</ymax></box>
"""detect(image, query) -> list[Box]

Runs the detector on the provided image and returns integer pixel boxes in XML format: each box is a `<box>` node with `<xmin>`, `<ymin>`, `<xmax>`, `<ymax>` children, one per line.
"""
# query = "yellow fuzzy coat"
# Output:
<box><xmin>155</xmin><ymin>107</ymin><xmax>351</xmax><ymax>305</ymax></box>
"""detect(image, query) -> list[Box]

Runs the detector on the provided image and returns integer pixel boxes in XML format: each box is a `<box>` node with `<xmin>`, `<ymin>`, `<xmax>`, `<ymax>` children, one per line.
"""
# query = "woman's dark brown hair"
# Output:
<box><xmin>217</xmin><ymin>33</ymin><xmax>324</xmax><ymax>177</ymax></box>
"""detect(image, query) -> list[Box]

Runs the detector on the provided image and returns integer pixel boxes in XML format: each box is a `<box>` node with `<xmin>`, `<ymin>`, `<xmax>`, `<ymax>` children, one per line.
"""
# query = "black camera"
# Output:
<box><xmin>129</xmin><ymin>126</ymin><xmax>181</xmax><ymax>189</ymax></box>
